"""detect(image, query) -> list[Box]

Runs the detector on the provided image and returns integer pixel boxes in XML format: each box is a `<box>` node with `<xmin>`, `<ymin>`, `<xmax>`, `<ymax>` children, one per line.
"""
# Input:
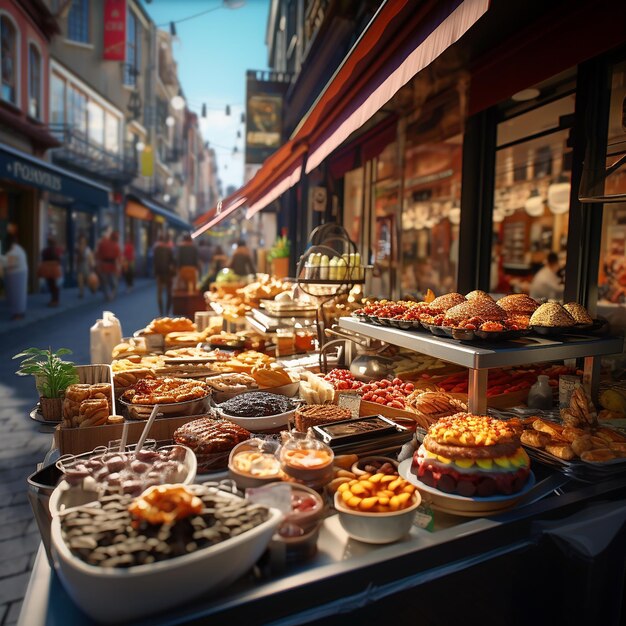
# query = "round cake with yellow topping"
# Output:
<box><xmin>412</xmin><ymin>413</ymin><xmax>530</xmax><ymax>497</ymax></box>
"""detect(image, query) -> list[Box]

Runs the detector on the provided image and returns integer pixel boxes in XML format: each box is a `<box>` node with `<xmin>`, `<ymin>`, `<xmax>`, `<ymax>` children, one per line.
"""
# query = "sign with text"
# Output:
<box><xmin>103</xmin><ymin>0</ymin><xmax>127</xmax><ymax>61</ymax></box>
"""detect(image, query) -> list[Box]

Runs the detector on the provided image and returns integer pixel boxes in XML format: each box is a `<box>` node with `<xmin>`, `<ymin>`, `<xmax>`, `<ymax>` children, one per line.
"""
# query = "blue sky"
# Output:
<box><xmin>143</xmin><ymin>0</ymin><xmax>270</xmax><ymax>194</ymax></box>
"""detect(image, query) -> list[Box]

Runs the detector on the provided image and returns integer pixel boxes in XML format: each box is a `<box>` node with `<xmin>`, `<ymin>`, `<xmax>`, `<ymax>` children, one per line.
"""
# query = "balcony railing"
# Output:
<box><xmin>49</xmin><ymin>124</ymin><xmax>138</xmax><ymax>184</ymax></box>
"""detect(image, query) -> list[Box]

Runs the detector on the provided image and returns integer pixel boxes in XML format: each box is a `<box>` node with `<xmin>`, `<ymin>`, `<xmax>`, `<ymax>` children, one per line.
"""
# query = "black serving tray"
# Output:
<box><xmin>312</xmin><ymin>415</ymin><xmax>408</xmax><ymax>448</ymax></box>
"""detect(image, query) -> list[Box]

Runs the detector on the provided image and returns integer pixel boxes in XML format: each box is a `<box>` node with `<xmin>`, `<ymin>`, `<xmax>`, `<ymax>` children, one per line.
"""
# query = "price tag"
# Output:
<box><xmin>337</xmin><ymin>391</ymin><xmax>361</xmax><ymax>418</ymax></box>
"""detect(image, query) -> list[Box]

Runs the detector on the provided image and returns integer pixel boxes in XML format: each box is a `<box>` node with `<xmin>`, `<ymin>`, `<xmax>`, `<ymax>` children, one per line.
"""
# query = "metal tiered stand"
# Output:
<box><xmin>296</xmin><ymin>224</ymin><xmax>370</xmax><ymax>370</ymax></box>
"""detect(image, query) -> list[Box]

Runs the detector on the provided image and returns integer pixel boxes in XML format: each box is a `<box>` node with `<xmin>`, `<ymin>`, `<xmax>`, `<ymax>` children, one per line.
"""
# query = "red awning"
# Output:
<box><xmin>192</xmin><ymin>0</ymin><xmax>489</xmax><ymax>226</ymax></box>
<box><xmin>192</xmin><ymin>190</ymin><xmax>249</xmax><ymax>238</ymax></box>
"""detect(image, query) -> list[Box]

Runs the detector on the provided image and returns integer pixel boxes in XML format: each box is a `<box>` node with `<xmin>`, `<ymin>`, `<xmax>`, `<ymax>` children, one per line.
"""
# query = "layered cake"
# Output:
<box><xmin>412</xmin><ymin>413</ymin><xmax>530</xmax><ymax>497</ymax></box>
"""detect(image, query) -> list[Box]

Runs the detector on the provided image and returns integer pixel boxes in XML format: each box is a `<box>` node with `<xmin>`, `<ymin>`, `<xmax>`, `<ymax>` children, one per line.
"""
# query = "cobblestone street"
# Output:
<box><xmin>0</xmin><ymin>281</ymin><xmax>159</xmax><ymax>624</ymax></box>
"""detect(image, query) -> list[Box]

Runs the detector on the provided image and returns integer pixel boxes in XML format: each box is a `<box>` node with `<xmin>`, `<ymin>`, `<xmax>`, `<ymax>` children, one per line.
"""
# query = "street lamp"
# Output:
<box><xmin>166</xmin><ymin>115</ymin><xmax>175</xmax><ymax>127</ymax></box>
<box><xmin>135</xmin><ymin>141</ymin><xmax>145</xmax><ymax>152</ymax></box>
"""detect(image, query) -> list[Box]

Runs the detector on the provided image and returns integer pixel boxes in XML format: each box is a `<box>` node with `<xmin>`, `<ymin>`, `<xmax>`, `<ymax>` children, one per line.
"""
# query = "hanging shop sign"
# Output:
<box><xmin>103</xmin><ymin>0</ymin><xmax>127</xmax><ymax>61</ymax></box>
<box><xmin>245</xmin><ymin>72</ymin><xmax>289</xmax><ymax>164</ymax></box>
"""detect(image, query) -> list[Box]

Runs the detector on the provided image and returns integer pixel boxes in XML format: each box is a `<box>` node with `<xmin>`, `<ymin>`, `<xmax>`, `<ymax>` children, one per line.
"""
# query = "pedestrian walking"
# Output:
<box><xmin>206</xmin><ymin>245</ymin><xmax>228</xmax><ymax>284</ymax></box>
<box><xmin>1</xmin><ymin>233</ymin><xmax>28</xmax><ymax>319</ymax></box>
<box><xmin>74</xmin><ymin>233</ymin><xmax>94</xmax><ymax>298</ymax></box>
<box><xmin>197</xmin><ymin>239</ymin><xmax>212</xmax><ymax>278</ymax></box>
<box><xmin>176</xmin><ymin>233</ymin><xmax>200</xmax><ymax>293</ymax></box>
<box><xmin>153</xmin><ymin>233</ymin><xmax>175</xmax><ymax>316</ymax></box>
<box><xmin>123</xmin><ymin>239</ymin><xmax>135</xmax><ymax>292</ymax></box>
<box><xmin>96</xmin><ymin>230</ymin><xmax>121</xmax><ymax>301</ymax></box>
<box><xmin>39</xmin><ymin>236</ymin><xmax>62</xmax><ymax>307</ymax></box>
<box><xmin>229</xmin><ymin>239</ymin><xmax>256</xmax><ymax>276</ymax></box>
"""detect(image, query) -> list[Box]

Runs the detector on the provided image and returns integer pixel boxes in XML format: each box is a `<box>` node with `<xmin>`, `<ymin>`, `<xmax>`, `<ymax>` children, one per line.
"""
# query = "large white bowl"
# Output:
<box><xmin>216</xmin><ymin>406</ymin><xmax>296</xmax><ymax>431</ymax></box>
<box><xmin>51</xmin><ymin>491</ymin><xmax>281</xmax><ymax>623</ymax></box>
<box><xmin>334</xmin><ymin>490</ymin><xmax>421</xmax><ymax>544</ymax></box>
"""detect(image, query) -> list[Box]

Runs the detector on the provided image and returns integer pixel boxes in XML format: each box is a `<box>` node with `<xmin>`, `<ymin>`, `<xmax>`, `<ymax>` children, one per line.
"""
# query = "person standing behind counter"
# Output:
<box><xmin>1</xmin><ymin>234</ymin><xmax>28</xmax><ymax>319</ymax></box>
<box><xmin>176</xmin><ymin>233</ymin><xmax>200</xmax><ymax>293</ymax></box>
<box><xmin>529</xmin><ymin>252</ymin><xmax>564</xmax><ymax>301</ymax></box>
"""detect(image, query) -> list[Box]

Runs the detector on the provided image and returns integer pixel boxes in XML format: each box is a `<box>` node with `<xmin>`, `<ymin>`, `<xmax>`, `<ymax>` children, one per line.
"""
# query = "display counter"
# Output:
<box><xmin>338</xmin><ymin>317</ymin><xmax>624</xmax><ymax>413</ymax></box>
<box><xmin>18</xmin><ymin>468</ymin><xmax>626</xmax><ymax>626</ymax></box>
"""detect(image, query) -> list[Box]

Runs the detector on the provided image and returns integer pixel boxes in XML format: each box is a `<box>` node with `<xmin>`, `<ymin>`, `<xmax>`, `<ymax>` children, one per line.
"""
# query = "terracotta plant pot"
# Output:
<box><xmin>39</xmin><ymin>396</ymin><xmax>63</xmax><ymax>422</ymax></box>
<box><xmin>272</xmin><ymin>257</ymin><xmax>290</xmax><ymax>279</ymax></box>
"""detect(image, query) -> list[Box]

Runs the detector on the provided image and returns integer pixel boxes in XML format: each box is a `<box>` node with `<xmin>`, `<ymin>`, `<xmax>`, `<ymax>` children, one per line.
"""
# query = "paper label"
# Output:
<box><xmin>144</xmin><ymin>333</ymin><xmax>165</xmax><ymax>353</ymax></box>
<box><xmin>413</xmin><ymin>503</ymin><xmax>434</xmax><ymax>531</ymax></box>
<box><xmin>337</xmin><ymin>391</ymin><xmax>361</xmax><ymax>418</ymax></box>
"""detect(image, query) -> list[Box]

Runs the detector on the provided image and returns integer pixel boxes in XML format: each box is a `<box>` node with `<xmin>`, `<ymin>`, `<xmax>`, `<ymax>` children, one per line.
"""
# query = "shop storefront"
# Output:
<box><xmin>0</xmin><ymin>143</ymin><xmax>110</xmax><ymax>290</ymax></box>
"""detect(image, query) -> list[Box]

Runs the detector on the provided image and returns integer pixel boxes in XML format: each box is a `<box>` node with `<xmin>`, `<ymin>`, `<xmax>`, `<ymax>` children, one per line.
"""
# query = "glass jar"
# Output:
<box><xmin>278</xmin><ymin>431</ymin><xmax>334</xmax><ymax>489</ymax></box>
<box><xmin>294</xmin><ymin>327</ymin><xmax>316</xmax><ymax>352</ymax></box>
<box><xmin>276</xmin><ymin>328</ymin><xmax>295</xmax><ymax>357</ymax></box>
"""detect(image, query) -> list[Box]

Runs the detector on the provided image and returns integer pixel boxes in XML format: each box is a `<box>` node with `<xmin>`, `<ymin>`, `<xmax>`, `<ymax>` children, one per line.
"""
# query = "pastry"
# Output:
<box><xmin>121</xmin><ymin>378</ymin><xmax>208</xmax><ymax>405</ymax></box>
<box><xmin>78</xmin><ymin>398</ymin><xmax>109</xmax><ymax>428</ymax></box>
<box><xmin>173</xmin><ymin>418</ymin><xmax>251</xmax><ymax>471</ymax></box>
<box><xmin>429</xmin><ymin>293</ymin><xmax>466</xmax><ymax>311</ymax></box>
<box><xmin>520</xmin><ymin>430</ymin><xmax>551</xmax><ymax>448</ymax></box>
<box><xmin>206</xmin><ymin>373</ymin><xmax>258</xmax><ymax>393</ymax></box>
<box><xmin>563</xmin><ymin>302</ymin><xmax>593</xmax><ymax>325</ymax></box>
<box><xmin>580</xmin><ymin>448</ymin><xmax>616</xmax><ymax>463</ymax></box>
<box><xmin>113</xmin><ymin>369</ymin><xmax>155</xmax><ymax>388</ymax></box>
<box><xmin>405</xmin><ymin>390</ymin><xmax>467</xmax><ymax>425</ymax></box>
<box><xmin>250</xmin><ymin>366</ymin><xmax>292</xmax><ymax>388</ymax></box>
<box><xmin>444</xmin><ymin>299</ymin><xmax>508</xmax><ymax>324</ymax></box>
<box><xmin>529</xmin><ymin>302</ymin><xmax>576</xmax><ymax>327</ymax></box>
<box><xmin>147</xmin><ymin>317</ymin><xmax>196</xmax><ymax>335</ymax></box>
<box><xmin>65</xmin><ymin>384</ymin><xmax>92</xmax><ymax>404</ymax></box>
<box><xmin>294</xmin><ymin>404</ymin><xmax>351</xmax><ymax>431</ymax></box>
<box><xmin>544</xmin><ymin>442</ymin><xmax>575</xmax><ymax>460</ymax></box>
<box><xmin>412</xmin><ymin>413</ymin><xmax>531</xmax><ymax>497</ymax></box>
<box><xmin>496</xmin><ymin>294</ymin><xmax>539</xmax><ymax>315</ymax></box>
<box><xmin>465</xmin><ymin>290</ymin><xmax>494</xmax><ymax>301</ymax></box>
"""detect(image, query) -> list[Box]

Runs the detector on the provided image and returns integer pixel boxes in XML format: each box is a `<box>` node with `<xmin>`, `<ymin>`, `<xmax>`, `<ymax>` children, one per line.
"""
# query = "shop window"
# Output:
<box><xmin>0</xmin><ymin>14</ymin><xmax>18</xmax><ymax>106</ymax></box>
<box><xmin>68</xmin><ymin>84</ymin><xmax>87</xmax><ymax>135</ymax></box>
<box><xmin>67</xmin><ymin>0</ymin><xmax>90</xmax><ymax>44</ymax></box>
<box><xmin>343</xmin><ymin>168</ymin><xmax>364</xmax><ymax>250</ymax></box>
<box><xmin>491</xmin><ymin>94</ymin><xmax>575</xmax><ymax>298</ymax></box>
<box><xmin>597</xmin><ymin>59</ymin><xmax>626</xmax><ymax>353</ymax></box>
<box><xmin>105</xmin><ymin>112</ymin><xmax>120</xmax><ymax>154</ymax></box>
<box><xmin>401</xmin><ymin>124</ymin><xmax>463</xmax><ymax>298</ymax></box>
<box><xmin>50</xmin><ymin>72</ymin><xmax>65</xmax><ymax>126</ymax></box>
<box><xmin>28</xmin><ymin>43</ymin><xmax>42</xmax><ymax>119</ymax></box>
<box><xmin>88</xmin><ymin>100</ymin><xmax>104</xmax><ymax>145</ymax></box>
<box><xmin>124</xmin><ymin>10</ymin><xmax>141</xmax><ymax>86</ymax></box>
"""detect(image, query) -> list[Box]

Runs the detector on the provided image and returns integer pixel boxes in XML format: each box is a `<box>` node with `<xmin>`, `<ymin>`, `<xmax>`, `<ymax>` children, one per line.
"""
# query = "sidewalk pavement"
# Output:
<box><xmin>0</xmin><ymin>278</ymin><xmax>153</xmax><ymax>336</ymax></box>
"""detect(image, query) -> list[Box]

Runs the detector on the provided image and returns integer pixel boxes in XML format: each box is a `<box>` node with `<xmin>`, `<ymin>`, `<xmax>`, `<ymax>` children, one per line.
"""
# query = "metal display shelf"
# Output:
<box><xmin>338</xmin><ymin>317</ymin><xmax>624</xmax><ymax>413</ymax></box>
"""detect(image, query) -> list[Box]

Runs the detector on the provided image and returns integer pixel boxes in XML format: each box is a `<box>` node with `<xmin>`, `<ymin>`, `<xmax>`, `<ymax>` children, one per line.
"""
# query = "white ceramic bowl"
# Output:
<box><xmin>334</xmin><ymin>490</ymin><xmax>421</xmax><ymax>544</ymax></box>
<box><xmin>351</xmin><ymin>456</ymin><xmax>399</xmax><ymax>477</ymax></box>
<box><xmin>49</xmin><ymin>445</ymin><xmax>197</xmax><ymax>516</ymax></box>
<box><xmin>216</xmin><ymin>406</ymin><xmax>296</xmax><ymax>431</ymax></box>
<box><xmin>51</xmin><ymin>491</ymin><xmax>281</xmax><ymax>623</ymax></box>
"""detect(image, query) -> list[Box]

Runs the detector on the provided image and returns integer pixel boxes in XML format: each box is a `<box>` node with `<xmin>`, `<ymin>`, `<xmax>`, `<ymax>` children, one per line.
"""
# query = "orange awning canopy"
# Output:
<box><xmin>192</xmin><ymin>0</ymin><xmax>489</xmax><ymax>229</ymax></box>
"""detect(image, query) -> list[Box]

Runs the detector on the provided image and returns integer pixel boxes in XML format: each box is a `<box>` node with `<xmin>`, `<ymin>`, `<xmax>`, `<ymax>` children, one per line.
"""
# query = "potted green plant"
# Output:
<box><xmin>268</xmin><ymin>235</ymin><xmax>291</xmax><ymax>278</ymax></box>
<box><xmin>13</xmin><ymin>347</ymin><xmax>79</xmax><ymax>421</ymax></box>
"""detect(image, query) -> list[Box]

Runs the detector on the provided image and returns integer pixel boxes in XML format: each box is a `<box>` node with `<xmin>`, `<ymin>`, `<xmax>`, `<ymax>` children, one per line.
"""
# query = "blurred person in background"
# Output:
<box><xmin>74</xmin><ymin>233</ymin><xmax>94</xmax><ymax>298</ymax></box>
<box><xmin>529</xmin><ymin>251</ymin><xmax>563</xmax><ymax>301</ymax></box>
<box><xmin>123</xmin><ymin>238</ymin><xmax>135</xmax><ymax>292</ymax></box>
<box><xmin>198</xmin><ymin>238</ymin><xmax>212</xmax><ymax>278</ymax></box>
<box><xmin>1</xmin><ymin>233</ymin><xmax>28</xmax><ymax>319</ymax></box>
<box><xmin>154</xmin><ymin>233</ymin><xmax>175</xmax><ymax>315</ymax></box>
<box><xmin>40</xmin><ymin>236</ymin><xmax>62</xmax><ymax>307</ymax></box>
<box><xmin>229</xmin><ymin>239</ymin><xmax>255</xmax><ymax>277</ymax></box>
<box><xmin>204</xmin><ymin>245</ymin><xmax>228</xmax><ymax>287</ymax></box>
<box><xmin>96</xmin><ymin>230</ymin><xmax>121</xmax><ymax>301</ymax></box>
<box><xmin>176</xmin><ymin>233</ymin><xmax>199</xmax><ymax>293</ymax></box>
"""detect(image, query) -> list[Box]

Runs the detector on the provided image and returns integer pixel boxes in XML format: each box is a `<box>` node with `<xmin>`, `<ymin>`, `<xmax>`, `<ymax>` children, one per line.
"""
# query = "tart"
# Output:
<box><xmin>412</xmin><ymin>413</ymin><xmax>531</xmax><ymax>497</ymax></box>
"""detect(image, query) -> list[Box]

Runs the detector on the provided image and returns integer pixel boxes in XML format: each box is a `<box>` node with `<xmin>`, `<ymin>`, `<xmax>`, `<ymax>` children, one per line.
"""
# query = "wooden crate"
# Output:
<box><xmin>55</xmin><ymin>414</ymin><xmax>206</xmax><ymax>456</ymax></box>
